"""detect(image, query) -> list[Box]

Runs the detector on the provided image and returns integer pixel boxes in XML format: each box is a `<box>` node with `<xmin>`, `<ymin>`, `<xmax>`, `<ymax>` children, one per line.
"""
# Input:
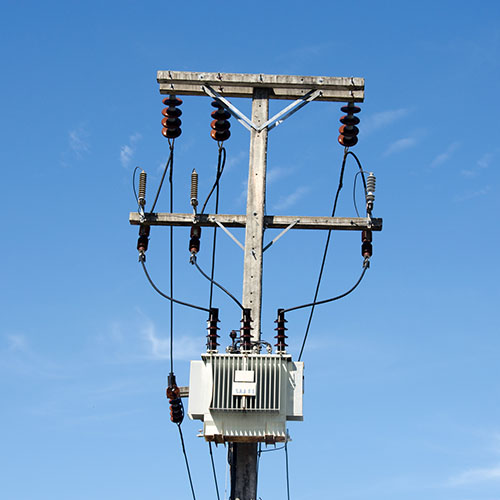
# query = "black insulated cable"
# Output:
<box><xmin>177</xmin><ymin>424</ymin><xmax>197</xmax><ymax>500</ymax></box>
<box><xmin>190</xmin><ymin>255</ymin><xmax>244</xmax><ymax>311</ymax></box>
<box><xmin>200</xmin><ymin>146</ymin><xmax>226</xmax><ymax>215</ymax></box>
<box><xmin>140</xmin><ymin>259</ymin><xmax>210</xmax><ymax>313</ymax></box>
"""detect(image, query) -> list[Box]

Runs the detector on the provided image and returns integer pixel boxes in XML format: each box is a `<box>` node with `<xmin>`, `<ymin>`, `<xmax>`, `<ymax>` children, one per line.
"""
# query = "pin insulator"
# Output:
<box><xmin>338</xmin><ymin>102</ymin><xmax>361</xmax><ymax>147</ymax></box>
<box><xmin>189</xmin><ymin>225</ymin><xmax>201</xmax><ymax>254</ymax></box>
<box><xmin>161</xmin><ymin>96</ymin><xmax>182</xmax><ymax>139</ymax></box>
<box><xmin>274</xmin><ymin>308</ymin><xmax>288</xmax><ymax>353</ymax></box>
<box><xmin>137</xmin><ymin>225</ymin><xmax>150</xmax><ymax>253</ymax></box>
<box><xmin>240</xmin><ymin>308</ymin><xmax>252</xmax><ymax>351</ymax></box>
<box><xmin>361</xmin><ymin>230</ymin><xmax>373</xmax><ymax>258</ymax></box>
<box><xmin>210</xmin><ymin>101</ymin><xmax>231</xmax><ymax>142</ymax></box>
<box><xmin>206</xmin><ymin>307</ymin><xmax>220</xmax><ymax>352</ymax></box>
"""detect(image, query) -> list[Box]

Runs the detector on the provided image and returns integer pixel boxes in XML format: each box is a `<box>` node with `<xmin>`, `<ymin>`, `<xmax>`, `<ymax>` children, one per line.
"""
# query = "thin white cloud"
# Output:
<box><xmin>477</xmin><ymin>152</ymin><xmax>493</xmax><ymax>169</ymax></box>
<box><xmin>363</xmin><ymin>108</ymin><xmax>410</xmax><ymax>134</ymax></box>
<box><xmin>454</xmin><ymin>186</ymin><xmax>491</xmax><ymax>202</ymax></box>
<box><xmin>68</xmin><ymin>127</ymin><xmax>90</xmax><ymax>157</ymax></box>
<box><xmin>430</xmin><ymin>141</ymin><xmax>460</xmax><ymax>167</ymax></box>
<box><xmin>449</xmin><ymin>464</ymin><xmax>500</xmax><ymax>486</ymax></box>
<box><xmin>383</xmin><ymin>137</ymin><xmax>418</xmax><ymax>156</ymax></box>
<box><xmin>141</xmin><ymin>320</ymin><xmax>199</xmax><ymax>361</ymax></box>
<box><xmin>273</xmin><ymin>186</ymin><xmax>310</xmax><ymax>210</ymax></box>
<box><xmin>462</xmin><ymin>152</ymin><xmax>494</xmax><ymax>177</ymax></box>
<box><xmin>267</xmin><ymin>166</ymin><xmax>292</xmax><ymax>184</ymax></box>
<box><xmin>120</xmin><ymin>132</ymin><xmax>142</xmax><ymax>168</ymax></box>
<box><xmin>6</xmin><ymin>333</ymin><xmax>28</xmax><ymax>352</ymax></box>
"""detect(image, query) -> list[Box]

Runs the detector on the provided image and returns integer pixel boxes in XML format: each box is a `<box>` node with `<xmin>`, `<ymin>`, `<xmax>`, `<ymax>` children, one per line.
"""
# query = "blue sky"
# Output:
<box><xmin>1</xmin><ymin>1</ymin><xmax>500</xmax><ymax>499</ymax></box>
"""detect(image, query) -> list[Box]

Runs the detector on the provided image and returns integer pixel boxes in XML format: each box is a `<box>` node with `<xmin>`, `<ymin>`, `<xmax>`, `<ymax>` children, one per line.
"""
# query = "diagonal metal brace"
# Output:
<box><xmin>212</xmin><ymin>217</ymin><xmax>245</xmax><ymax>251</ymax></box>
<box><xmin>258</xmin><ymin>90</ymin><xmax>322</xmax><ymax>132</ymax></box>
<box><xmin>203</xmin><ymin>85</ymin><xmax>257</xmax><ymax>132</ymax></box>
<box><xmin>263</xmin><ymin>219</ymin><xmax>299</xmax><ymax>252</ymax></box>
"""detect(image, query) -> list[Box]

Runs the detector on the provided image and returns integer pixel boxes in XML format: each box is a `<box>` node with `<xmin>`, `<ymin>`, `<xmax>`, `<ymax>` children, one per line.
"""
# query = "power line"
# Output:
<box><xmin>140</xmin><ymin>259</ymin><xmax>210</xmax><ymax>313</ymax></box>
<box><xmin>296</xmin><ymin>148</ymin><xmax>368</xmax><ymax>361</ymax></box>
<box><xmin>177</xmin><ymin>423</ymin><xmax>197</xmax><ymax>500</ymax></box>
<box><xmin>208</xmin><ymin>442</ymin><xmax>221</xmax><ymax>500</ymax></box>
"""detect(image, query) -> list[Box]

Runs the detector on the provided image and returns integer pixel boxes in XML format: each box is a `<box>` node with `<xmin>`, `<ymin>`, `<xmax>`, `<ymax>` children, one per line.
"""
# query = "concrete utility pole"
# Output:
<box><xmin>130</xmin><ymin>70</ymin><xmax>381</xmax><ymax>500</ymax></box>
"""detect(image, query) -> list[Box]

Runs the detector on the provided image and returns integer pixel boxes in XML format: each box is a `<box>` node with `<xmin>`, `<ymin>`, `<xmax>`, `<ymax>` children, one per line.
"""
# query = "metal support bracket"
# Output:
<box><xmin>263</xmin><ymin>219</ymin><xmax>299</xmax><ymax>252</ymax></box>
<box><xmin>203</xmin><ymin>85</ymin><xmax>256</xmax><ymax>132</ymax></box>
<box><xmin>203</xmin><ymin>85</ymin><xmax>322</xmax><ymax>133</ymax></box>
<box><xmin>212</xmin><ymin>217</ymin><xmax>245</xmax><ymax>251</ymax></box>
<box><xmin>260</xmin><ymin>90</ymin><xmax>322</xmax><ymax>131</ymax></box>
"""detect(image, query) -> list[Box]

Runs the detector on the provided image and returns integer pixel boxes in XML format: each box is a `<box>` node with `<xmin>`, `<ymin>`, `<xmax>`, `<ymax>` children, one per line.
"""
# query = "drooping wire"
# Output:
<box><xmin>297</xmin><ymin>149</ymin><xmax>367</xmax><ymax>361</ymax></box>
<box><xmin>190</xmin><ymin>255</ymin><xmax>244</xmax><ymax>310</ymax></box>
<box><xmin>200</xmin><ymin>146</ymin><xmax>226</xmax><ymax>215</ymax></box>
<box><xmin>177</xmin><ymin>424</ymin><xmax>197</xmax><ymax>500</ymax></box>
<box><xmin>150</xmin><ymin>141</ymin><xmax>174</xmax><ymax>213</ymax></box>
<box><xmin>285</xmin><ymin>439</ymin><xmax>290</xmax><ymax>500</ymax></box>
<box><xmin>208</xmin><ymin>146</ymin><xmax>224</xmax><ymax>308</ymax></box>
<box><xmin>169</xmin><ymin>139</ymin><xmax>175</xmax><ymax>375</ymax></box>
<box><xmin>132</xmin><ymin>166</ymin><xmax>141</xmax><ymax>205</ymax></box>
<box><xmin>209</xmin><ymin>442</ymin><xmax>221</xmax><ymax>500</ymax></box>
<box><xmin>140</xmin><ymin>260</ymin><xmax>210</xmax><ymax>312</ymax></box>
<box><xmin>349</xmin><ymin>151</ymin><xmax>367</xmax><ymax>217</ymax></box>
<box><xmin>284</xmin><ymin>265</ymin><xmax>368</xmax><ymax>314</ymax></box>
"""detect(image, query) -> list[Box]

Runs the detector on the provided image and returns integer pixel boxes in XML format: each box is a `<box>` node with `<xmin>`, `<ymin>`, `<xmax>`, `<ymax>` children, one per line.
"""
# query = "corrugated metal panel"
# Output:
<box><xmin>209</xmin><ymin>355</ymin><xmax>283</xmax><ymax>411</ymax></box>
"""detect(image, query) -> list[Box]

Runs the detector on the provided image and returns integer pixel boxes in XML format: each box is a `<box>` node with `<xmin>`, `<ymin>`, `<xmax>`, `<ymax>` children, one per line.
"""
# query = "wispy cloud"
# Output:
<box><xmin>68</xmin><ymin>127</ymin><xmax>90</xmax><ymax>157</ymax></box>
<box><xmin>383</xmin><ymin>136</ymin><xmax>418</xmax><ymax>156</ymax></box>
<box><xmin>267</xmin><ymin>166</ymin><xmax>293</xmax><ymax>184</ymax></box>
<box><xmin>363</xmin><ymin>108</ymin><xmax>410</xmax><ymax>134</ymax></box>
<box><xmin>140</xmin><ymin>319</ymin><xmax>199</xmax><ymax>361</ymax></box>
<box><xmin>462</xmin><ymin>152</ymin><xmax>494</xmax><ymax>177</ymax></box>
<box><xmin>454</xmin><ymin>186</ymin><xmax>491</xmax><ymax>202</ymax></box>
<box><xmin>120</xmin><ymin>132</ymin><xmax>142</xmax><ymax>168</ymax></box>
<box><xmin>449</xmin><ymin>464</ymin><xmax>500</xmax><ymax>486</ymax></box>
<box><xmin>273</xmin><ymin>186</ymin><xmax>310</xmax><ymax>210</ymax></box>
<box><xmin>430</xmin><ymin>141</ymin><xmax>460</xmax><ymax>167</ymax></box>
<box><xmin>6</xmin><ymin>333</ymin><xmax>28</xmax><ymax>352</ymax></box>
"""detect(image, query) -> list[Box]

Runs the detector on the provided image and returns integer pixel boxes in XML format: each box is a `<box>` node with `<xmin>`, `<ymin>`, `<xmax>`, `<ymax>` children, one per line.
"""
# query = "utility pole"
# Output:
<box><xmin>130</xmin><ymin>71</ymin><xmax>381</xmax><ymax>500</ymax></box>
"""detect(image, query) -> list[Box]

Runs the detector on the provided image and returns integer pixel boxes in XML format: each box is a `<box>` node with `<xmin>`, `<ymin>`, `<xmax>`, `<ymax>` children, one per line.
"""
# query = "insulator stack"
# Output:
<box><xmin>210</xmin><ymin>101</ymin><xmax>231</xmax><ymax>142</ymax></box>
<box><xmin>274</xmin><ymin>309</ymin><xmax>288</xmax><ymax>353</ymax></box>
<box><xmin>189</xmin><ymin>225</ymin><xmax>201</xmax><ymax>254</ymax></box>
<box><xmin>166</xmin><ymin>374</ymin><xmax>184</xmax><ymax>424</ymax></box>
<box><xmin>207</xmin><ymin>308</ymin><xmax>220</xmax><ymax>352</ymax></box>
<box><xmin>240</xmin><ymin>308</ymin><xmax>253</xmax><ymax>351</ymax></box>
<box><xmin>366</xmin><ymin>172</ymin><xmax>376</xmax><ymax>214</ymax></box>
<box><xmin>361</xmin><ymin>230</ymin><xmax>373</xmax><ymax>258</ymax></box>
<box><xmin>190</xmin><ymin>169</ymin><xmax>199</xmax><ymax>210</ymax></box>
<box><xmin>137</xmin><ymin>225</ymin><xmax>150</xmax><ymax>254</ymax></box>
<box><xmin>138</xmin><ymin>170</ymin><xmax>147</xmax><ymax>208</ymax></box>
<box><xmin>338</xmin><ymin>102</ymin><xmax>361</xmax><ymax>147</ymax></box>
<box><xmin>161</xmin><ymin>96</ymin><xmax>182</xmax><ymax>139</ymax></box>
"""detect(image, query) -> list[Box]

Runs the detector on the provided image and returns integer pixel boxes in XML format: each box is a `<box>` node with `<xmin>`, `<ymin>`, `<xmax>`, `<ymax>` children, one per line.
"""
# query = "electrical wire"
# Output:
<box><xmin>296</xmin><ymin>148</ymin><xmax>348</xmax><ymax>361</ymax></box>
<box><xmin>285</xmin><ymin>440</ymin><xmax>290</xmax><ymax>500</ymax></box>
<box><xmin>169</xmin><ymin>140</ymin><xmax>175</xmax><ymax>375</ymax></box>
<box><xmin>200</xmin><ymin>146</ymin><xmax>226</xmax><ymax>215</ymax></box>
<box><xmin>208</xmin><ymin>146</ymin><xmax>224</xmax><ymax>308</ymax></box>
<box><xmin>150</xmin><ymin>142</ymin><xmax>174</xmax><ymax>213</ymax></box>
<box><xmin>177</xmin><ymin>423</ymin><xmax>197</xmax><ymax>500</ymax></box>
<box><xmin>283</xmin><ymin>264</ymin><xmax>368</xmax><ymax>314</ymax></box>
<box><xmin>132</xmin><ymin>166</ymin><xmax>141</xmax><ymax>205</ymax></box>
<box><xmin>190</xmin><ymin>255</ymin><xmax>244</xmax><ymax>310</ymax></box>
<box><xmin>140</xmin><ymin>259</ymin><xmax>210</xmax><ymax>312</ymax></box>
<box><xmin>208</xmin><ymin>442</ymin><xmax>221</xmax><ymax>500</ymax></box>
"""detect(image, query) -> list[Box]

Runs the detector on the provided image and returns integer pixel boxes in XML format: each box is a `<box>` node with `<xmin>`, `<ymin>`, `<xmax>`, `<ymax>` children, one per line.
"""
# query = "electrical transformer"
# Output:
<box><xmin>188</xmin><ymin>353</ymin><xmax>303</xmax><ymax>443</ymax></box>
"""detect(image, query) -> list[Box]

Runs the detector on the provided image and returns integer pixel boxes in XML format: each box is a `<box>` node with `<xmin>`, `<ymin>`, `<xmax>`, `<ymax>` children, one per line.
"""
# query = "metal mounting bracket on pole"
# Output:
<box><xmin>212</xmin><ymin>218</ymin><xmax>245</xmax><ymax>251</ymax></box>
<box><xmin>263</xmin><ymin>219</ymin><xmax>299</xmax><ymax>252</ymax></box>
<box><xmin>203</xmin><ymin>85</ymin><xmax>256</xmax><ymax>132</ymax></box>
<box><xmin>260</xmin><ymin>90</ymin><xmax>322</xmax><ymax>131</ymax></box>
<box><xmin>204</xmin><ymin>85</ymin><xmax>323</xmax><ymax>133</ymax></box>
